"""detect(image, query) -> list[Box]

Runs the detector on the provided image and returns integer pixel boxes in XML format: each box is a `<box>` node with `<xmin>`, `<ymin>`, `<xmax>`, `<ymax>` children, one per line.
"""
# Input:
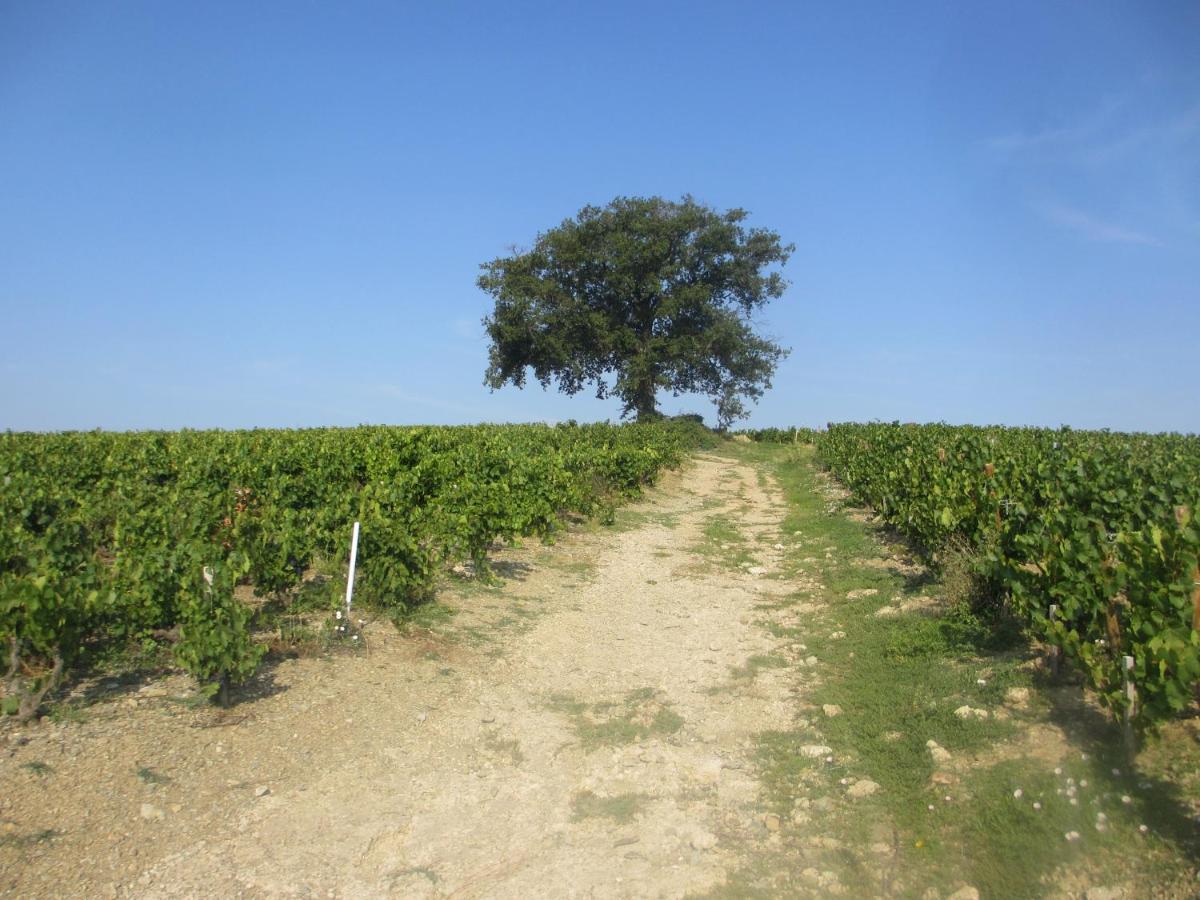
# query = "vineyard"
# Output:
<box><xmin>814</xmin><ymin>422</ymin><xmax>1200</xmax><ymax>733</ymax></box>
<box><xmin>0</xmin><ymin>422</ymin><xmax>701</xmax><ymax>717</ymax></box>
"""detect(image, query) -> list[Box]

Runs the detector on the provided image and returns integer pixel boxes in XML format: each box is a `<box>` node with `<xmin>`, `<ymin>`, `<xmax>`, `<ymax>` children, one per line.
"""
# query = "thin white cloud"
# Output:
<box><xmin>985</xmin><ymin>95</ymin><xmax>1127</xmax><ymax>155</ymax></box>
<box><xmin>1086</xmin><ymin>101</ymin><xmax>1200</xmax><ymax>163</ymax></box>
<box><xmin>985</xmin><ymin>95</ymin><xmax>1199</xmax><ymax>163</ymax></box>
<box><xmin>1037</xmin><ymin>202</ymin><xmax>1160</xmax><ymax>246</ymax></box>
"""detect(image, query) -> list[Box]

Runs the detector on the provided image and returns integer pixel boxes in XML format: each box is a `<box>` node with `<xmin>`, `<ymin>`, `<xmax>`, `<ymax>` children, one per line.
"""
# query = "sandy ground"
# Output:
<box><xmin>2</xmin><ymin>452</ymin><xmax>831</xmax><ymax>898</ymax></box>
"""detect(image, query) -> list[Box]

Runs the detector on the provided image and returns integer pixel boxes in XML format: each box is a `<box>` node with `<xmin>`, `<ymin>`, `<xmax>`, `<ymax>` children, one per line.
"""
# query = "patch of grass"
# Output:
<box><xmin>0</xmin><ymin>828</ymin><xmax>60</xmax><ymax>848</ymax></box>
<box><xmin>136</xmin><ymin>766</ymin><xmax>170</xmax><ymax>785</ymax></box>
<box><xmin>394</xmin><ymin>602</ymin><xmax>457</xmax><ymax>633</ymax></box>
<box><xmin>693</xmin><ymin>514</ymin><xmax>756</xmax><ymax>571</ymax></box>
<box><xmin>549</xmin><ymin>688</ymin><xmax>684</xmax><ymax>749</ymax></box>
<box><xmin>570</xmin><ymin>790</ymin><xmax>644</xmax><ymax>824</ymax></box>
<box><xmin>737</xmin><ymin>443</ymin><xmax>1200</xmax><ymax>897</ymax></box>
<box><xmin>46</xmin><ymin>700</ymin><xmax>90</xmax><ymax>725</ymax></box>
<box><xmin>482</xmin><ymin>731</ymin><xmax>525</xmax><ymax>766</ymax></box>
<box><xmin>21</xmin><ymin>761</ymin><xmax>53</xmax><ymax>777</ymax></box>
<box><xmin>387</xmin><ymin>866</ymin><xmax>439</xmax><ymax>886</ymax></box>
<box><xmin>606</xmin><ymin>505</ymin><xmax>682</xmax><ymax>533</ymax></box>
<box><xmin>729</xmin><ymin>653</ymin><xmax>788</xmax><ymax>682</ymax></box>
<box><xmin>762</xmin><ymin>621</ymin><xmax>801</xmax><ymax>639</ymax></box>
<box><xmin>535</xmin><ymin>556</ymin><xmax>596</xmax><ymax>581</ymax></box>
<box><xmin>755</xmin><ymin>729</ymin><xmax>821</xmax><ymax>811</ymax></box>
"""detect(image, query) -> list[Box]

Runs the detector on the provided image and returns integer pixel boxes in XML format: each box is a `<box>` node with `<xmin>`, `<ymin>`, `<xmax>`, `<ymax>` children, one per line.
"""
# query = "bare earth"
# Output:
<box><xmin>2</xmin><ymin>453</ymin><xmax>834</xmax><ymax>898</ymax></box>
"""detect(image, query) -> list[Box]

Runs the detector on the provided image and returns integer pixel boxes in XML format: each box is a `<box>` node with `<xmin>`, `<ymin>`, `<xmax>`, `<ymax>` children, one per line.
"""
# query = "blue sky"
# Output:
<box><xmin>2</xmin><ymin>1</ymin><xmax>1197</xmax><ymax>432</ymax></box>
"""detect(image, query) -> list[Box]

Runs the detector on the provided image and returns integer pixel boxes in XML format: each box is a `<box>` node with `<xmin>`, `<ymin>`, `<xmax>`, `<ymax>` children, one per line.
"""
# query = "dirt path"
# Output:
<box><xmin>2</xmin><ymin>451</ymin><xmax>838</xmax><ymax>898</ymax></box>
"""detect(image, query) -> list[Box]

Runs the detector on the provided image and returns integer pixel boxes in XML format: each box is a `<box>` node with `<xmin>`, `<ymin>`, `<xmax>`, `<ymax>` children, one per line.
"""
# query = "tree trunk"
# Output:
<box><xmin>631</xmin><ymin>376</ymin><xmax>659</xmax><ymax>422</ymax></box>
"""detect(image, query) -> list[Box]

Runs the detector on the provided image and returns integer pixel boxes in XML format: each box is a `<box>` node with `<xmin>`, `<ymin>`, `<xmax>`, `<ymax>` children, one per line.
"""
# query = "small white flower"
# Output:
<box><xmin>1079</xmin><ymin>779</ymin><xmax>1088</xmax><ymax>788</ymax></box>
<box><xmin>1033</xmin><ymin>802</ymin><xmax>1042</xmax><ymax>810</ymax></box>
<box><xmin>1111</xmin><ymin>768</ymin><xmax>1121</xmax><ymax>776</ymax></box>
<box><xmin>1096</xmin><ymin>812</ymin><xmax>1107</xmax><ymax>822</ymax></box>
<box><xmin>825</xmin><ymin>756</ymin><xmax>833</xmax><ymax>763</ymax></box>
<box><xmin>1013</xmin><ymin>789</ymin><xmax>1023</xmax><ymax>799</ymax></box>
<box><xmin>1067</xmin><ymin>777</ymin><xmax>1075</xmax><ymax>786</ymax></box>
<box><xmin>1081</xmin><ymin>753</ymin><xmax>1089</xmax><ymax>761</ymax></box>
<box><xmin>977</xmin><ymin>679</ymin><xmax>987</xmax><ymax>685</ymax></box>
<box><xmin>1138</xmin><ymin>824</ymin><xmax>1148</xmax><ymax>834</ymax></box>
<box><xmin>927</xmin><ymin>804</ymin><xmax>935</xmax><ymax>811</ymax></box>
<box><xmin>1069</xmin><ymin>798</ymin><xmax>1078</xmax><ymax>806</ymax></box>
<box><xmin>1065</xmin><ymin>831</ymin><xmax>1081</xmax><ymax>842</ymax></box>
<box><xmin>1121</xmin><ymin>795</ymin><xmax>1132</xmax><ymax>805</ymax></box>
<box><xmin>944</xmin><ymin>795</ymin><xmax>952</xmax><ymax>802</ymax></box>
<box><xmin>1054</xmin><ymin>767</ymin><xmax>1063</xmax><ymax>775</ymax></box>
<box><xmin>352</xmin><ymin>635</ymin><xmax>359</xmax><ymax>642</ymax></box>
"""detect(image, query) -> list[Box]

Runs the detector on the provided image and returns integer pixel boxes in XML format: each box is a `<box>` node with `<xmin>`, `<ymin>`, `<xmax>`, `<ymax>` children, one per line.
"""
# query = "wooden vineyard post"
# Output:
<box><xmin>1191</xmin><ymin>561</ymin><xmax>1200</xmax><ymax>636</ymax></box>
<box><xmin>1121</xmin><ymin>655</ymin><xmax>1138</xmax><ymax>763</ymax></box>
<box><xmin>1048</xmin><ymin>605</ymin><xmax>1062</xmax><ymax>678</ymax></box>
<box><xmin>202</xmin><ymin>566</ymin><xmax>229</xmax><ymax>707</ymax></box>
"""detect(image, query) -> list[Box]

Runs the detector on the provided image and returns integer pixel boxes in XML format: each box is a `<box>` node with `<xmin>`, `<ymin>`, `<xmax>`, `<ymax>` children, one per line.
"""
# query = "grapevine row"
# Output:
<box><xmin>815</xmin><ymin>422</ymin><xmax>1200</xmax><ymax>731</ymax></box>
<box><xmin>1</xmin><ymin>422</ymin><xmax>700</xmax><ymax>715</ymax></box>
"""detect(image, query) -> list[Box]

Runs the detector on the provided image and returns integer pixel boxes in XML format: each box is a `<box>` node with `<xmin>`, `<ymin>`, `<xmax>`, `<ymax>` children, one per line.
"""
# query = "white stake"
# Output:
<box><xmin>1122</xmin><ymin>654</ymin><xmax>1137</xmax><ymax>761</ymax></box>
<box><xmin>1048</xmin><ymin>605</ymin><xmax>1061</xmax><ymax>678</ymax></box>
<box><xmin>345</xmin><ymin>521</ymin><xmax>360</xmax><ymax>615</ymax></box>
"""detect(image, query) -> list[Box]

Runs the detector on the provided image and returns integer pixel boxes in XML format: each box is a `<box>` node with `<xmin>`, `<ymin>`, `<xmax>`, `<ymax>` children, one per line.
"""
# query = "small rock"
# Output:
<box><xmin>846</xmin><ymin>779</ymin><xmax>880</xmax><ymax>798</ymax></box>
<box><xmin>846</xmin><ymin>589</ymin><xmax>878</xmax><ymax>600</ymax></box>
<box><xmin>613</xmin><ymin>836</ymin><xmax>639</xmax><ymax>848</ymax></box>
<box><xmin>953</xmin><ymin>705</ymin><xmax>988</xmax><ymax>720</ymax></box>
<box><xmin>1004</xmin><ymin>687</ymin><xmax>1031</xmax><ymax>708</ymax></box>
<box><xmin>139</xmin><ymin>803</ymin><xmax>165</xmax><ymax>821</ymax></box>
<box><xmin>822</xmin><ymin>704</ymin><xmax>842</xmax><ymax>718</ymax></box>
<box><xmin>709</xmin><ymin>643</ymin><xmax>720</xmax><ymax>652</ymax></box>
<box><xmin>481</xmin><ymin>713</ymin><xmax>496</xmax><ymax>723</ymax></box>
<box><xmin>947</xmin><ymin>887</ymin><xmax>980</xmax><ymax>900</ymax></box>
<box><xmin>254</xmin><ymin>786</ymin><xmax>270</xmax><ymax>798</ymax></box>
<box><xmin>693</xmin><ymin>758</ymin><xmax>723</xmax><ymax>784</ymax></box>
<box><xmin>800</xmin><ymin>744</ymin><xmax>833</xmax><ymax>758</ymax></box>
<box><xmin>829</xmin><ymin>631</ymin><xmax>846</xmax><ymax>639</ymax></box>
<box><xmin>689</xmin><ymin>829</ymin><xmax>717</xmax><ymax>851</ymax></box>
<box><xmin>747</xmin><ymin>566</ymin><xmax>767</xmax><ymax>576</ymax></box>
<box><xmin>926</xmin><ymin>740</ymin><xmax>952</xmax><ymax>763</ymax></box>
<box><xmin>762</xmin><ymin>813</ymin><xmax>782</xmax><ymax>832</ymax></box>
<box><xmin>773</xmin><ymin>543</ymin><xmax>785</xmax><ymax>550</ymax></box>
<box><xmin>804</xmin><ymin>655</ymin><xmax>818</xmax><ymax>666</ymax></box>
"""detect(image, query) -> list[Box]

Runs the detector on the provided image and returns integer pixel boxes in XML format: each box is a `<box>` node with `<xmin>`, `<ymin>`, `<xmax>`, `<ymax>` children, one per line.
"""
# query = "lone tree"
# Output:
<box><xmin>478</xmin><ymin>195</ymin><xmax>793</xmax><ymax>428</ymax></box>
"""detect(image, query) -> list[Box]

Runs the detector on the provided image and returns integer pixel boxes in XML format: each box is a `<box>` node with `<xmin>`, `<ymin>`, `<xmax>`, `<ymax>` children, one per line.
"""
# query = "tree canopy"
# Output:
<box><xmin>478</xmin><ymin>195</ymin><xmax>793</xmax><ymax>428</ymax></box>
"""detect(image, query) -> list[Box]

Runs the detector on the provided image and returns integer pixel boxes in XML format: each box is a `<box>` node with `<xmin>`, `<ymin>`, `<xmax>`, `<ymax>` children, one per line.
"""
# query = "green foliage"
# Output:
<box><xmin>479</xmin><ymin>195</ymin><xmax>793</xmax><ymax>427</ymax></box>
<box><xmin>0</xmin><ymin>422</ymin><xmax>697</xmax><ymax>709</ymax></box>
<box><xmin>174</xmin><ymin>556</ymin><xmax>265</xmax><ymax>705</ymax></box>
<box><xmin>734</xmin><ymin>426</ymin><xmax>820</xmax><ymax>444</ymax></box>
<box><xmin>816</xmin><ymin>422</ymin><xmax>1200</xmax><ymax>731</ymax></box>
